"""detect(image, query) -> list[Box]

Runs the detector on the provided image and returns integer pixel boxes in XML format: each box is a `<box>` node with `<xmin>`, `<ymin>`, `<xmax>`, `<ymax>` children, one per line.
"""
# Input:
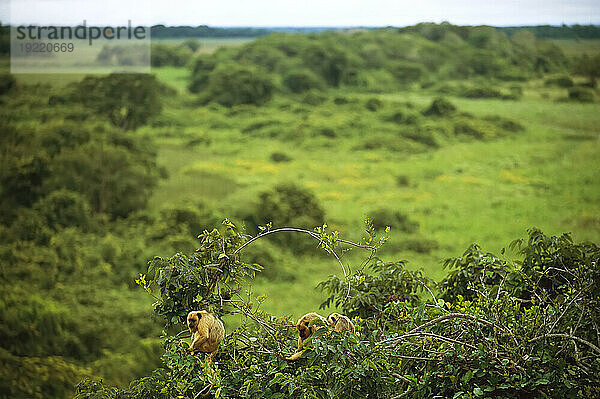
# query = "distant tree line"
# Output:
<box><xmin>150</xmin><ymin>25</ymin><xmax>270</xmax><ymax>38</ymax></box>
<box><xmin>498</xmin><ymin>24</ymin><xmax>600</xmax><ymax>39</ymax></box>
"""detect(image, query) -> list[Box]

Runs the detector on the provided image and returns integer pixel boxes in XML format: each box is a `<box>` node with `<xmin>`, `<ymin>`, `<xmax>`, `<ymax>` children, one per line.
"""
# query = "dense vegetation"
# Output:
<box><xmin>1</xmin><ymin>22</ymin><xmax>599</xmax><ymax>398</ymax></box>
<box><xmin>150</xmin><ymin>24</ymin><xmax>600</xmax><ymax>39</ymax></box>
<box><xmin>75</xmin><ymin>225</ymin><xmax>600</xmax><ymax>398</ymax></box>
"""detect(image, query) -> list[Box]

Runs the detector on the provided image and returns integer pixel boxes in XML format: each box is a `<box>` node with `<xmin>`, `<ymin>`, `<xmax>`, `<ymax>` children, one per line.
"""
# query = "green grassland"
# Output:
<box><xmin>2</xmin><ymin>27</ymin><xmax>600</xmax><ymax>395</ymax></box>
<box><xmin>144</xmin><ymin>68</ymin><xmax>600</xmax><ymax>318</ymax></box>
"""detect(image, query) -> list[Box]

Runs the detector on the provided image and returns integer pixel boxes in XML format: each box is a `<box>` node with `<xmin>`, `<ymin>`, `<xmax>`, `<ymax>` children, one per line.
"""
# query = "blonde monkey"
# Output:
<box><xmin>286</xmin><ymin>312</ymin><xmax>327</xmax><ymax>361</ymax></box>
<box><xmin>327</xmin><ymin>312</ymin><xmax>355</xmax><ymax>334</ymax></box>
<box><xmin>187</xmin><ymin>310</ymin><xmax>225</xmax><ymax>362</ymax></box>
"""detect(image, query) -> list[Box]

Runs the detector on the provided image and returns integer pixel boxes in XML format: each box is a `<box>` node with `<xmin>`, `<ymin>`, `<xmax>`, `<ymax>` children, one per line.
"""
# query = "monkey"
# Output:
<box><xmin>286</xmin><ymin>312</ymin><xmax>327</xmax><ymax>361</ymax></box>
<box><xmin>187</xmin><ymin>310</ymin><xmax>225</xmax><ymax>362</ymax></box>
<box><xmin>327</xmin><ymin>312</ymin><xmax>355</xmax><ymax>334</ymax></box>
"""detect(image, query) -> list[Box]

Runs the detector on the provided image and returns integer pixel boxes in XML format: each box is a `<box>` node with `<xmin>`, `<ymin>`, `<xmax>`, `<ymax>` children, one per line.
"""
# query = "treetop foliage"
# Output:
<box><xmin>187</xmin><ymin>23</ymin><xmax>571</xmax><ymax>106</ymax></box>
<box><xmin>76</xmin><ymin>224</ymin><xmax>600</xmax><ymax>398</ymax></box>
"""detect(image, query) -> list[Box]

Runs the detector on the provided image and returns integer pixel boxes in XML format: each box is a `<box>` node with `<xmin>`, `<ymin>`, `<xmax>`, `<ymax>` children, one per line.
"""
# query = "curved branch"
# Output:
<box><xmin>529</xmin><ymin>333</ymin><xmax>600</xmax><ymax>355</ymax></box>
<box><xmin>233</xmin><ymin>227</ymin><xmax>320</xmax><ymax>255</ymax></box>
<box><xmin>232</xmin><ymin>226</ymin><xmax>376</xmax><ymax>302</ymax></box>
<box><xmin>408</xmin><ymin>312</ymin><xmax>508</xmax><ymax>334</ymax></box>
<box><xmin>385</xmin><ymin>331</ymin><xmax>478</xmax><ymax>351</ymax></box>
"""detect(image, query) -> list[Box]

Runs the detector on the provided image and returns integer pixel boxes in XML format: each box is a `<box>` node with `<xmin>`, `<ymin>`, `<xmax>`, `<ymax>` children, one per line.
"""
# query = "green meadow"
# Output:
<box><xmin>142</xmin><ymin>70</ymin><xmax>600</xmax><ymax>316</ymax></box>
<box><xmin>1</xmin><ymin>24</ymin><xmax>599</xmax><ymax>397</ymax></box>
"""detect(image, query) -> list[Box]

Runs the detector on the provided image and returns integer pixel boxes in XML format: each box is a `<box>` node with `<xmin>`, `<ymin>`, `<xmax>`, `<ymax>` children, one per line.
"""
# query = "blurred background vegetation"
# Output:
<box><xmin>0</xmin><ymin>21</ymin><xmax>599</xmax><ymax>397</ymax></box>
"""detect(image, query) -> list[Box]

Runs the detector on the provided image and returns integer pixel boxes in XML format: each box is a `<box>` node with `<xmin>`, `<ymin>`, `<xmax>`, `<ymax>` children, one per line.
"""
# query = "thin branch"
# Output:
<box><xmin>233</xmin><ymin>227</ymin><xmax>320</xmax><ymax>255</ymax></box>
<box><xmin>529</xmin><ymin>334</ymin><xmax>600</xmax><ymax>355</ymax></box>
<box><xmin>407</xmin><ymin>312</ymin><xmax>508</xmax><ymax>335</ymax></box>
<box><xmin>386</xmin><ymin>331</ymin><xmax>478</xmax><ymax>351</ymax></box>
<box><xmin>546</xmin><ymin>285</ymin><xmax>588</xmax><ymax>335</ymax></box>
<box><xmin>389</xmin><ymin>354</ymin><xmax>440</xmax><ymax>361</ymax></box>
<box><xmin>391</xmin><ymin>372</ymin><xmax>412</xmax><ymax>384</ymax></box>
<box><xmin>232</xmin><ymin>226</ymin><xmax>363</xmax><ymax>302</ymax></box>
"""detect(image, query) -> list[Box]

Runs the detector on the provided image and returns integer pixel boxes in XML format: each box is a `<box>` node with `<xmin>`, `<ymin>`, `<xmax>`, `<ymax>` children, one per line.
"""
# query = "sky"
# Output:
<box><xmin>1</xmin><ymin>0</ymin><xmax>599</xmax><ymax>27</ymax></box>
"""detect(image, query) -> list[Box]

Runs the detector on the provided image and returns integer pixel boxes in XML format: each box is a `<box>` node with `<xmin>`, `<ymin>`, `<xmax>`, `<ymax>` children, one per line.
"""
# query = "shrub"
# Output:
<box><xmin>400</xmin><ymin>128</ymin><xmax>438</xmax><ymax>147</ymax></box>
<box><xmin>568</xmin><ymin>86</ymin><xmax>595</xmax><ymax>102</ymax></box>
<box><xmin>270</xmin><ymin>152</ymin><xmax>292</xmax><ymax>163</ymax></box>
<box><xmin>388</xmin><ymin>110</ymin><xmax>420</xmax><ymax>125</ymax></box>
<box><xmin>483</xmin><ymin>115</ymin><xmax>525</xmax><ymax>132</ymax></box>
<box><xmin>188</xmin><ymin>56</ymin><xmax>217</xmax><ymax>93</ymax></box>
<box><xmin>33</xmin><ymin>190</ymin><xmax>92</xmax><ymax>231</ymax></box>
<box><xmin>302</xmin><ymin>90</ymin><xmax>327</xmax><ymax>105</ymax></box>
<box><xmin>544</xmin><ymin>75</ymin><xmax>574</xmax><ymax>88</ymax></box>
<box><xmin>365</xmin><ymin>97</ymin><xmax>383</xmax><ymax>112</ymax></box>
<box><xmin>251</xmin><ymin>183</ymin><xmax>326</xmax><ymax>253</ymax></box>
<box><xmin>200</xmin><ymin>64</ymin><xmax>274</xmax><ymax>107</ymax></box>
<box><xmin>368</xmin><ymin>208</ymin><xmax>419</xmax><ymax>233</ymax></box>
<box><xmin>317</xmin><ymin>127</ymin><xmax>336</xmax><ymax>138</ymax></box>
<box><xmin>422</xmin><ymin>97</ymin><xmax>456</xmax><ymax>117</ymax></box>
<box><xmin>396</xmin><ymin>175</ymin><xmax>410</xmax><ymax>187</ymax></box>
<box><xmin>73</xmin><ymin>74</ymin><xmax>164</xmax><ymax>130</ymax></box>
<box><xmin>390</xmin><ymin>61</ymin><xmax>426</xmax><ymax>84</ymax></box>
<box><xmin>151</xmin><ymin>44</ymin><xmax>193</xmax><ymax>67</ymax></box>
<box><xmin>283</xmin><ymin>69</ymin><xmax>325</xmax><ymax>93</ymax></box>
<box><xmin>302</xmin><ymin>42</ymin><xmax>349</xmax><ymax>87</ymax></box>
<box><xmin>182</xmin><ymin>39</ymin><xmax>201</xmax><ymax>52</ymax></box>
<box><xmin>460</xmin><ymin>86</ymin><xmax>502</xmax><ymax>98</ymax></box>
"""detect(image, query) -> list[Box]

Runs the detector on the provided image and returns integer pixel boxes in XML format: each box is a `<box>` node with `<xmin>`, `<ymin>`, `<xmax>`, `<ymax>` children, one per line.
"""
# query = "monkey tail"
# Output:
<box><xmin>285</xmin><ymin>350</ymin><xmax>304</xmax><ymax>361</ymax></box>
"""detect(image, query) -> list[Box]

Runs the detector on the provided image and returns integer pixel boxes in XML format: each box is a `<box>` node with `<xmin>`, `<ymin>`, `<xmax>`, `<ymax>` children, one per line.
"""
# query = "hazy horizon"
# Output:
<box><xmin>1</xmin><ymin>0</ymin><xmax>599</xmax><ymax>27</ymax></box>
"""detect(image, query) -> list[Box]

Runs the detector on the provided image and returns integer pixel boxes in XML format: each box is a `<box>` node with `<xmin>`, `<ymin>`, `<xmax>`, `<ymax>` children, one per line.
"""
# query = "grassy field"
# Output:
<box><xmin>6</xmin><ymin>37</ymin><xmax>599</xmax><ymax>321</ymax></box>
<box><xmin>142</xmin><ymin>67</ymin><xmax>600</xmax><ymax>319</ymax></box>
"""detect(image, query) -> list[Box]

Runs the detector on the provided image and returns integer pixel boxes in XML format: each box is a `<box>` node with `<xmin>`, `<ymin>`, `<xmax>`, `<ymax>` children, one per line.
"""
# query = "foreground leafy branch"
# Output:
<box><xmin>76</xmin><ymin>226</ymin><xmax>599</xmax><ymax>399</ymax></box>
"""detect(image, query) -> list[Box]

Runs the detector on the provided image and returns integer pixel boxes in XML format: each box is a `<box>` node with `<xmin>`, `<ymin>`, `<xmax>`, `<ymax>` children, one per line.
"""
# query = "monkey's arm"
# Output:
<box><xmin>190</xmin><ymin>330</ymin><xmax>211</xmax><ymax>352</ymax></box>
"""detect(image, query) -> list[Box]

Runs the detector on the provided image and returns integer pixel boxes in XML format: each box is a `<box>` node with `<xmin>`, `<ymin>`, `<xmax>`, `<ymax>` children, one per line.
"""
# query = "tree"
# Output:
<box><xmin>73</xmin><ymin>74</ymin><xmax>164</xmax><ymax>130</ymax></box>
<box><xmin>74</xmin><ymin>226</ymin><xmax>600</xmax><ymax>398</ymax></box>
<box><xmin>573</xmin><ymin>53</ymin><xmax>600</xmax><ymax>87</ymax></box>
<box><xmin>199</xmin><ymin>63</ymin><xmax>274</xmax><ymax>107</ymax></box>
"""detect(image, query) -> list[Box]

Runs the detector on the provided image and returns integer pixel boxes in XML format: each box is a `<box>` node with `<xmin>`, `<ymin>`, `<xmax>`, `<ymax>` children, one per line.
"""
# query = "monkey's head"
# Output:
<box><xmin>187</xmin><ymin>310</ymin><xmax>208</xmax><ymax>331</ymax></box>
<box><xmin>327</xmin><ymin>313</ymin><xmax>341</xmax><ymax>327</ymax></box>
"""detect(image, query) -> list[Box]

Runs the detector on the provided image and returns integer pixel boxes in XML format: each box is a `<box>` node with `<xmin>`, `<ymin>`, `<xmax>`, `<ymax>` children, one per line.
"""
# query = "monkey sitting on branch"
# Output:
<box><xmin>187</xmin><ymin>310</ymin><xmax>225</xmax><ymax>362</ymax></box>
<box><xmin>327</xmin><ymin>312</ymin><xmax>356</xmax><ymax>334</ymax></box>
<box><xmin>286</xmin><ymin>312</ymin><xmax>327</xmax><ymax>361</ymax></box>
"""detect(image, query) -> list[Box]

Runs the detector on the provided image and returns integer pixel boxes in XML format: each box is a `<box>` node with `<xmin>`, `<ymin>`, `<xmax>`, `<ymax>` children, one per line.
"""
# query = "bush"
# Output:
<box><xmin>390</xmin><ymin>61</ymin><xmax>426</xmax><ymax>84</ymax></box>
<box><xmin>48</xmin><ymin>139</ymin><xmax>160</xmax><ymax>219</ymax></box>
<box><xmin>568</xmin><ymin>86</ymin><xmax>595</xmax><ymax>102</ymax></box>
<box><xmin>182</xmin><ymin>39</ymin><xmax>201</xmax><ymax>52</ymax></box>
<box><xmin>396</xmin><ymin>175</ymin><xmax>410</xmax><ymax>187</ymax></box>
<box><xmin>201</xmin><ymin>64</ymin><xmax>274</xmax><ymax>107</ymax></box>
<box><xmin>188</xmin><ymin>56</ymin><xmax>217</xmax><ymax>93</ymax></box>
<box><xmin>483</xmin><ymin>115</ymin><xmax>525</xmax><ymax>132</ymax></box>
<box><xmin>302</xmin><ymin>42</ymin><xmax>349</xmax><ymax>87</ymax></box>
<box><xmin>270</xmin><ymin>152</ymin><xmax>292</xmax><ymax>163</ymax></box>
<box><xmin>368</xmin><ymin>208</ymin><xmax>419</xmax><ymax>233</ymax></box>
<box><xmin>251</xmin><ymin>184</ymin><xmax>325</xmax><ymax>253</ymax></box>
<box><xmin>33</xmin><ymin>190</ymin><xmax>91</xmax><ymax>231</ymax></box>
<box><xmin>151</xmin><ymin>44</ymin><xmax>193</xmax><ymax>67</ymax></box>
<box><xmin>544</xmin><ymin>75</ymin><xmax>574</xmax><ymax>88</ymax></box>
<box><xmin>422</xmin><ymin>97</ymin><xmax>456</xmax><ymax>117</ymax></box>
<box><xmin>302</xmin><ymin>90</ymin><xmax>327</xmax><ymax>105</ymax></box>
<box><xmin>400</xmin><ymin>128</ymin><xmax>438</xmax><ymax>147</ymax></box>
<box><xmin>283</xmin><ymin>69</ymin><xmax>325</xmax><ymax>93</ymax></box>
<box><xmin>460</xmin><ymin>86</ymin><xmax>502</xmax><ymax>98</ymax></box>
<box><xmin>73</xmin><ymin>74</ymin><xmax>164</xmax><ymax>130</ymax></box>
<box><xmin>365</xmin><ymin>97</ymin><xmax>383</xmax><ymax>112</ymax></box>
